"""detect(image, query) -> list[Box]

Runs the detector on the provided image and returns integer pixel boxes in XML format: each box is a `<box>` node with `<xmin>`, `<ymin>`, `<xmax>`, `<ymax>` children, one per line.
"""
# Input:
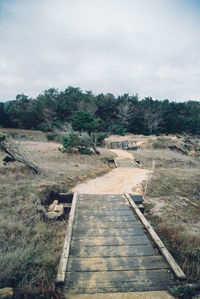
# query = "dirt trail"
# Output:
<box><xmin>72</xmin><ymin>149</ymin><xmax>150</xmax><ymax>194</ymax></box>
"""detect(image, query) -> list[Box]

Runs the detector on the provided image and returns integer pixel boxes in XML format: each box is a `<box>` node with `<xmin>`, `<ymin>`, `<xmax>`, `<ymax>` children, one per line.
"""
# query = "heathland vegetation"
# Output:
<box><xmin>133</xmin><ymin>136</ymin><xmax>200</xmax><ymax>297</ymax></box>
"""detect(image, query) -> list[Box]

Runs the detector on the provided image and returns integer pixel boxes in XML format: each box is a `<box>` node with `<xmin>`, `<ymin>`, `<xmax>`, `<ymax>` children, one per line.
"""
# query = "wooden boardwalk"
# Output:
<box><xmin>60</xmin><ymin>193</ymin><xmax>177</xmax><ymax>296</ymax></box>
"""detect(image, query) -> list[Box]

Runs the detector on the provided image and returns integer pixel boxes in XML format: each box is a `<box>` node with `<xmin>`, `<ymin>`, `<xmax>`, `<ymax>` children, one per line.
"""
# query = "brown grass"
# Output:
<box><xmin>0</xmin><ymin>139</ymin><xmax>115</xmax><ymax>298</ymax></box>
<box><xmin>134</xmin><ymin>143</ymin><xmax>200</xmax><ymax>283</ymax></box>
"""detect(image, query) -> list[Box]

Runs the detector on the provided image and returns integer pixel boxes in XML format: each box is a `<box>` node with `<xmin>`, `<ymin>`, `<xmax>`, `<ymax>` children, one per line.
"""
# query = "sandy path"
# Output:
<box><xmin>72</xmin><ymin>149</ymin><xmax>150</xmax><ymax>194</ymax></box>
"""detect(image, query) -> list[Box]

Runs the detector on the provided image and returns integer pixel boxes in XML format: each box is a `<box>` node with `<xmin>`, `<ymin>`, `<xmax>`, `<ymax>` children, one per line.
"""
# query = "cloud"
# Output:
<box><xmin>0</xmin><ymin>0</ymin><xmax>200</xmax><ymax>101</ymax></box>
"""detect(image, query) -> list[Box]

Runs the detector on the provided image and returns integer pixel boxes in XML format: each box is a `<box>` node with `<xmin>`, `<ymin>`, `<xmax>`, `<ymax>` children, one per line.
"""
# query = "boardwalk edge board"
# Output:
<box><xmin>131</xmin><ymin>159</ymin><xmax>142</xmax><ymax>168</ymax></box>
<box><xmin>56</xmin><ymin>192</ymin><xmax>78</xmax><ymax>285</ymax></box>
<box><xmin>125</xmin><ymin>193</ymin><xmax>186</xmax><ymax>281</ymax></box>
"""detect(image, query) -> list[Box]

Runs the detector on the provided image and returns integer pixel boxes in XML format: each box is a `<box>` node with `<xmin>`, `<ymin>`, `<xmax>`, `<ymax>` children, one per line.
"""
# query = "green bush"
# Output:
<box><xmin>0</xmin><ymin>132</ymin><xmax>7</xmax><ymax>141</ymax></box>
<box><xmin>3</xmin><ymin>155</ymin><xmax>15</xmax><ymax>164</ymax></box>
<box><xmin>62</xmin><ymin>133</ymin><xmax>80</xmax><ymax>152</ymax></box>
<box><xmin>96</xmin><ymin>132</ymin><xmax>108</xmax><ymax>146</ymax></box>
<box><xmin>108</xmin><ymin>124</ymin><xmax>126</xmax><ymax>136</ymax></box>
<box><xmin>78</xmin><ymin>147</ymin><xmax>92</xmax><ymax>155</ymax></box>
<box><xmin>37</xmin><ymin>123</ymin><xmax>51</xmax><ymax>132</ymax></box>
<box><xmin>170</xmin><ymin>285</ymin><xmax>196</xmax><ymax>298</ymax></box>
<box><xmin>62</xmin><ymin>132</ymin><xmax>92</xmax><ymax>154</ymax></box>
<box><xmin>46</xmin><ymin>133</ymin><xmax>57</xmax><ymax>141</ymax></box>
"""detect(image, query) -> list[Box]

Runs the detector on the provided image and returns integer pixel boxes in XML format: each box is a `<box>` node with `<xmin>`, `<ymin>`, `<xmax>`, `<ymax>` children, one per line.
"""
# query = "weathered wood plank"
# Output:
<box><xmin>75</xmin><ymin>215</ymin><xmax>137</xmax><ymax>222</ymax></box>
<box><xmin>76</xmin><ymin>210</ymin><xmax>133</xmax><ymax>217</ymax></box>
<box><xmin>70</xmin><ymin>244</ymin><xmax>156</xmax><ymax>257</ymax></box>
<box><xmin>71</xmin><ymin>235</ymin><xmax>150</xmax><ymax>246</ymax></box>
<box><xmin>125</xmin><ymin>193</ymin><xmax>186</xmax><ymax>281</ymax></box>
<box><xmin>67</xmin><ymin>256</ymin><xmax>170</xmax><ymax>272</ymax></box>
<box><xmin>73</xmin><ymin>221</ymin><xmax>140</xmax><ymax>229</ymax></box>
<box><xmin>79</xmin><ymin>194</ymin><xmax>124</xmax><ymax>199</ymax></box>
<box><xmin>72</xmin><ymin>227</ymin><xmax>145</xmax><ymax>237</ymax></box>
<box><xmin>56</xmin><ymin>192</ymin><xmax>78</xmax><ymax>284</ymax></box>
<box><xmin>76</xmin><ymin>205</ymin><xmax>130</xmax><ymax>211</ymax></box>
<box><xmin>78</xmin><ymin>197</ymin><xmax>125</xmax><ymax>202</ymax></box>
<box><xmin>77</xmin><ymin>202</ymin><xmax>127</xmax><ymax>207</ymax></box>
<box><xmin>131</xmin><ymin>159</ymin><xmax>142</xmax><ymax>168</ymax></box>
<box><xmin>65</xmin><ymin>269</ymin><xmax>172</xmax><ymax>294</ymax></box>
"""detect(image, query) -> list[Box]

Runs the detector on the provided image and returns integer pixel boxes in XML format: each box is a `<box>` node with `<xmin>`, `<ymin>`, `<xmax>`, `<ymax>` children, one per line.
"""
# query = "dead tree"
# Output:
<box><xmin>116</xmin><ymin>101</ymin><xmax>135</xmax><ymax>126</ymax></box>
<box><xmin>81</xmin><ymin>132</ymin><xmax>100</xmax><ymax>155</ymax></box>
<box><xmin>0</xmin><ymin>133</ymin><xmax>40</xmax><ymax>174</ymax></box>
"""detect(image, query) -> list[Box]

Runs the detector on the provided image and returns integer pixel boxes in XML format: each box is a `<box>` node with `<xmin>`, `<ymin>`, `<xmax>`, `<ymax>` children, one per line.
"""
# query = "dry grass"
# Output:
<box><xmin>134</xmin><ymin>142</ymin><xmax>200</xmax><ymax>283</ymax></box>
<box><xmin>0</xmin><ymin>139</ymin><xmax>115</xmax><ymax>298</ymax></box>
<box><xmin>1</xmin><ymin>128</ymin><xmax>47</xmax><ymax>141</ymax></box>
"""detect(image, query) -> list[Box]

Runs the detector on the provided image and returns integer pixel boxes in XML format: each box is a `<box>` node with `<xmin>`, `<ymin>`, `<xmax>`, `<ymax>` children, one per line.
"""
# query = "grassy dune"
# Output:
<box><xmin>0</xmin><ymin>139</ymin><xmax>115</xmax><ymax>298</ymax></box>
<box><xmin>134</xmin><ymin>137</ymin><xmax>200</xmax><ymax>283</ymax></box>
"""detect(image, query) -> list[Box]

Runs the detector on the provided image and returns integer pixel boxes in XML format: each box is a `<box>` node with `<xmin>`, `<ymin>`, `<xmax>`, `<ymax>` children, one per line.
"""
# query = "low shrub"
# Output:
<box><xmin>46</xmin><ymin>132</ymin><xmax>57</xmax><ymax>141</ymax></box>
<box><xmin>96</xmin><ymin>132</ymin><xmax>109</xmax><ymax>146</ymax></box>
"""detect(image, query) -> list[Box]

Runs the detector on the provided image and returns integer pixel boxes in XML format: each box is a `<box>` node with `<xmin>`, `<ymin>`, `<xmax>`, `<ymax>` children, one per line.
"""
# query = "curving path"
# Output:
<box><xmin>72</xmin><ymin>149</ymin><xmax>150</xmax><ymax>194</ymax></box>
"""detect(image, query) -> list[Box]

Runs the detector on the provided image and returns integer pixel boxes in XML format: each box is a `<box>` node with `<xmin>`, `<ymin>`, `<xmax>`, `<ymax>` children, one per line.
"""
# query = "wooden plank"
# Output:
<box><xmin>72</xmin><ymin>227</ymin><xmax>145</xmax><ymax>237</ymax></box>
<box><xmin>75</xmin><ymin>215</ymin><xmax>137</xmax><ymax>222</ymax></box>
<box><xmin>66</xmin><ymin>284</ymin><xmax>170</xmax><ymax>295</ymax></box>
<box><xmin>67</xmin><ymin>256</ymin><xmax>170</xmax><ymax>272</ymax></box>
<box><xmin>77</xmin><ymin>204</ymin><xmax>126</xmax><ymax>209</ymax></box>
<box><xmin>70</xmin><ymin>244</ymin><xmax>156</xmax><ymax>257</ymax></box>
<box><xmin>125</xmin><ymin>193</ymin><xmax>186</xmax><ymax>280</ymax></box>
<box><xmin>56</xmin><ymin>192</ymin><xmax>78</xmax><ymax>284</ymax></box>
<box><xmin>78</xmin><ymin>198</ymin><xmax>126</xmax><ymax>205</ymax></box>
<box><xmin>77</xmin><ymin>205</ymin><xmax>130</xmax><ymax>211</ymax></box>
<box><xmin>76</xmin><ymin>210</ymin><xmax>133</xmax><ymax>216</ymax></box>
<box><xmin>73</xmin><ymin>221</ymin><xmax>142</xmax><ymax>229</ymax></box>
<box><xmin>131</xmin><ymin>159</ymin><xmax>142</xmax><ymax>168</ymax></box>
<box><xmin>79</xmin><ymin>194</ymin><xmax>124</xmax><ymax>199</ymax></box>
<box><xmin>78</xmin><ymin>195</ymin><xmax>125</xmax><ymax>200</ymax></box>
<box><xmin>71</xmin><ymin>235</ymin><xmax>150</xmax><ymax>246</ymax></box>
<box><xmin>65</xmin><ymin>269</ymin><xmax>172</xmax><ymax>294</ymax></box>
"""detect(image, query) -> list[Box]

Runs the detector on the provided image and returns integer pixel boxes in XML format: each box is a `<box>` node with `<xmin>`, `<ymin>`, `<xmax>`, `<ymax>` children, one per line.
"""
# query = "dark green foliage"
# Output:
<box><xmin>2</xmin><ymin>86</ymin><xmax>200</xmax><ymax>135</ymax></box>
<box><xmin>46</xmin><ymin>133</ymin><xmax>57</xmax><ymax>141</ymax></box>
<box><xmin>95</xmin><ymin>132</ymin><xmax>109</xmax><ymax>146</ymax></box>
<box><xmin>62</xmin><ymin>132</ymin><xmax>92</xmax><ymax>154</ymax></box>
<box><xmin>72</xmin><ymin>110</ymin><xmax>99</xmax><ymax>133</ymax></box>
<box><xmin>3</xmin><ymin>155</ymin><xmax>15</xmax><ymax>164</ymax></box>
<box><xmin>108</xmin><ymin>123</ymin><xmax>126</xmax><ymax>136</ymax></box>
<box><xmin>170</xmin><ymin>285</ymin><xmax>196</xmax><ymax>298</ymax></box>
<box><xmin>0</xmin><ymin>132</ymin><xmax>6</xmax><ymax>141</ymax></box>
<box><xmin>37</xmin><ymin>122</ymin><xmax>51</xmax><ymax>132</ymax></box>
<box><xmin>62</xmin><ymin>133</ymin><xmax>80</xmax><ymax>152</ymax></box>
<box><xmin>0</xmin><ymin>103</ymin><xmax>9</xmax><ymax>127</ymax></box>
<box><xmin>78</xmin><ymin>147</ymin><xmax>92</xmax><ymax>155</ymax></box>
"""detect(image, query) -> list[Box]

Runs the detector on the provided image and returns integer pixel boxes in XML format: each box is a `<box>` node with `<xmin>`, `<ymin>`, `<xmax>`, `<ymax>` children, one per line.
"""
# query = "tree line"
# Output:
<box><xmin>0</xmin><ymin>86</ymin><xmax>200</xmax><ymax>135</ymax></box>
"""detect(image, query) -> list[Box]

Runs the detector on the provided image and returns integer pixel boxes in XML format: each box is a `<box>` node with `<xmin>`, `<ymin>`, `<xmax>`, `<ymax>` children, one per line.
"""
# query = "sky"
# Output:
<box><xmin>0</xmin><ymin>0</ymin><xmax>200</xmax><ymax>102</ymax></box>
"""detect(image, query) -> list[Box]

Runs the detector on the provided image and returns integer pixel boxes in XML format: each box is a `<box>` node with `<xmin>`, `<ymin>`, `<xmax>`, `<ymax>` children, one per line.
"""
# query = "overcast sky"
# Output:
<box><xmin>0</xmin><ymin>0</ymin><xmax>200</xmax><ymax>102</ymax></box>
